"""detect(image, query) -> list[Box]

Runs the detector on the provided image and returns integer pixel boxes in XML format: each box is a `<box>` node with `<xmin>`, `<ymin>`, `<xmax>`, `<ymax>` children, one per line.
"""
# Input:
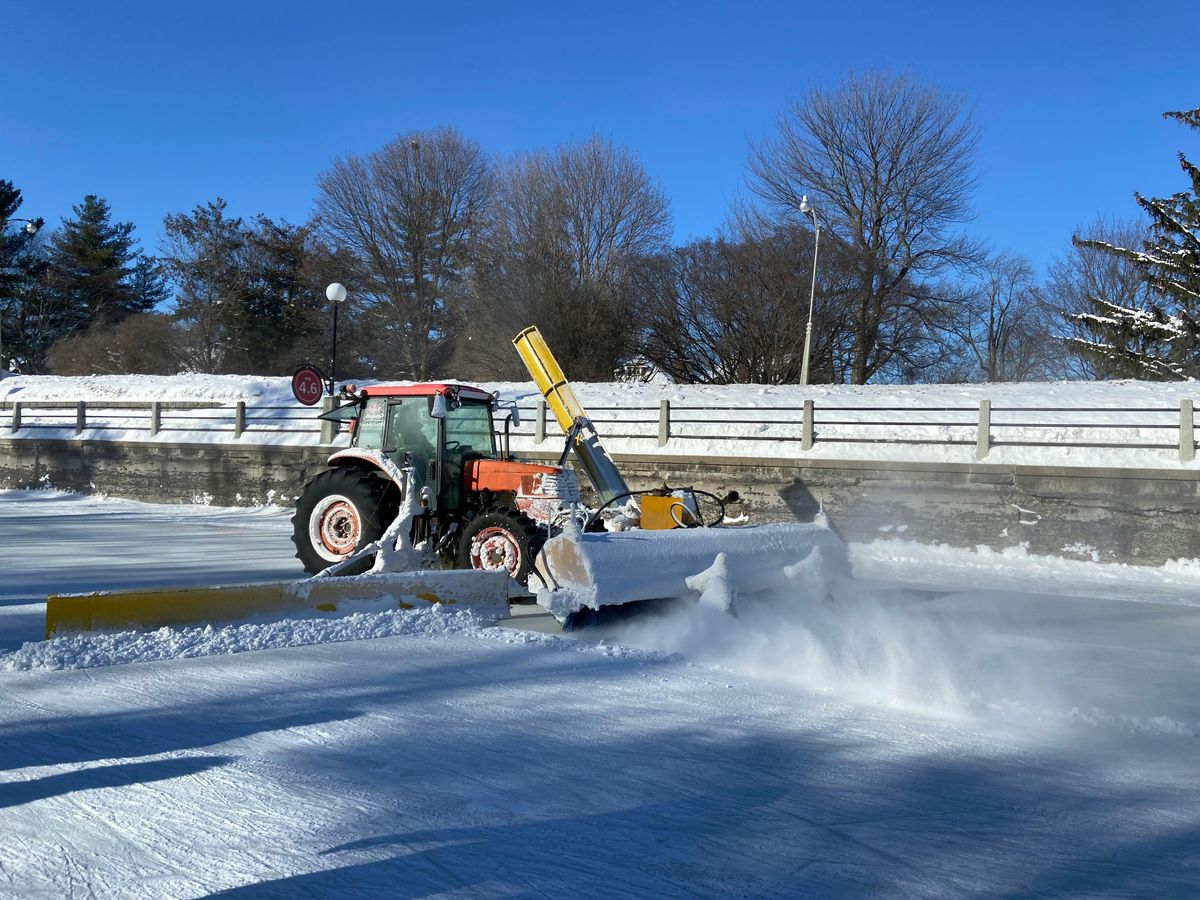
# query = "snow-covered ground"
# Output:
<box><xmin>2</xmin><ymin>490</ymin><xmax>1200</xmax><ymax>896</ymax></box>
<box><xmin>3</xmin><ymin>372</ymin><xmax>1199</xmax><ymax>469</ymax></box>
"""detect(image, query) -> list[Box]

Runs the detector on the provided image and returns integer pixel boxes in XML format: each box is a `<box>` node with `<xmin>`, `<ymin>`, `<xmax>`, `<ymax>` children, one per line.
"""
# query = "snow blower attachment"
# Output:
<box><xmin>511</xmin><ymin>326</ymin><xmax>852</xmax><ymax>628</ymax></box>
<box><xmin>535</xmin><ymin>521</ymin><xmax>850</xmax><ymax>627</ymax></box>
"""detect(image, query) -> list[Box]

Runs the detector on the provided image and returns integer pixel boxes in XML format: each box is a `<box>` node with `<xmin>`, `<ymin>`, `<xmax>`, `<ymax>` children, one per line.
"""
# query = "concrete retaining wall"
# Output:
<box><xmin>2</xmin><ymin>437</ymin><xmax>1198</xmax><ymax>566</ymax></box>
<box><xmin>0</xmin><ymin>438</ymin><xmax>325</xmax><ymax>508</ymax></box>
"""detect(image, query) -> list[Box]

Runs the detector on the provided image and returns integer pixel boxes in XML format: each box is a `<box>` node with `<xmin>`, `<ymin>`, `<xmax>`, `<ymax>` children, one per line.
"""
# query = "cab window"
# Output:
<box><xmin>443</xmin><ymin>401</ymin><xmax>495</xmax><ymax>457</ymax></box>
<box><xmin>441</xmin><ymin>401</ymin><xmax>495</xmax><ymax>509</ymax></box>
<box><xmin>354</xmin><ymin>397</ymin><xmax>388</xmax><ymax>449</ymax></box>
<box><xmin>384</xmin><ymin>399</ymin><xmax>438</xmax><ymax>488</ymax></box>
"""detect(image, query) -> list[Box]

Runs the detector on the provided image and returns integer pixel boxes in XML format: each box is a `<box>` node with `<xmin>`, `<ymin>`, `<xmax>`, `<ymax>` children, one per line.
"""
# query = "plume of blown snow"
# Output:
<box><xmin>609</xmin><ymin>575</ymin><xmax>1057</xmax><ymax>722</ymax></box>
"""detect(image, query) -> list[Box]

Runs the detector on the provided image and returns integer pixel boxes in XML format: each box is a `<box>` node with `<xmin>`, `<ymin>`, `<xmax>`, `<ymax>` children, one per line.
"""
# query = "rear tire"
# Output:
<box><xmin>292</xmin><ymin>468</ymin><xmax>398</xmax><ymax>575</ymax></box>
<box><xmin>456</xmin><ymin>506</ymin><xmax>543</xmax><ymax>585</ymax></box>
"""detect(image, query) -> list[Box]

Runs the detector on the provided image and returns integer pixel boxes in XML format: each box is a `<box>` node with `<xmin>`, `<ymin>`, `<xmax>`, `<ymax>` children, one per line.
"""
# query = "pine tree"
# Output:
<box><xmin>234</xmin><ymin>216</ymin><xmax>327</xmax><ymax>374</ymax></box>
<box><xmin>0</xmin><ymin>180</ymin><xmax>48</xmax><ymax>371</ymax></box>
<box><xmin>161</xmin><ymin>199</ymin><xmax>251</xmax><ymax>373</ymax></box>
<box><xmin>42</xmin><ymin>195</ymin><xmax>167</xmax><ymax>337</ymax></box>
<box><xmin>1068</xmin><ymin>108</ymin><xmax>1200</xmax><ymax>379</ymax></box>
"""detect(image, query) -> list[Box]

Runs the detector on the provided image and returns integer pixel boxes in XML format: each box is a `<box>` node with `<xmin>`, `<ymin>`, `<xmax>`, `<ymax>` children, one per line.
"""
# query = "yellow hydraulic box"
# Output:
<box><xmin>639</xmin><ymin>495</ymin><xmax>694</xmax><ymax>530</ymax></box>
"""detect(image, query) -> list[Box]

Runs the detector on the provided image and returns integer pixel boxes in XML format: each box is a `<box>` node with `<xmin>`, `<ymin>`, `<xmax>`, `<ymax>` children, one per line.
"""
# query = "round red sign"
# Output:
<box><xmin>291</xmin><ymin>366</ymin><xmax>325</xmax><ymax>406</ymax></box>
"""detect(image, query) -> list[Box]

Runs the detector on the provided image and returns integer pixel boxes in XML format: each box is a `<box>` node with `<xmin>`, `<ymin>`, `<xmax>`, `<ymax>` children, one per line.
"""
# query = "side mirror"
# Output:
<box><xmin>509</xmin><ymin>406</ymin><xmax>521</xmax><ymax>428</ymax></box>
<box><xmin>431</xmin><ymin>393</ymin><xmax>448</xmax><ymax>419</ymax></box>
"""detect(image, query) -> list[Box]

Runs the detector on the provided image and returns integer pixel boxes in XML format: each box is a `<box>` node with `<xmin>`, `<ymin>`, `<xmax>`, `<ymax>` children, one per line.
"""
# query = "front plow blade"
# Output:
<box><xmin>536</xmin><ymin>523</ymin><xmax>850</xmax><ymax>626</ymax></box>
<box><xmin>45</xmin><ymin>570</ymin><xmax>512</xmax><ymax>638</ymax></box>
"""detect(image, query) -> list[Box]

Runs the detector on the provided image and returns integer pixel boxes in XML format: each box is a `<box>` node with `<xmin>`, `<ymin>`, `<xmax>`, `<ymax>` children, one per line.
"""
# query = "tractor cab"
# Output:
<box><xmin>301</xmin><ymin>382</ymin><xmax>578</xmax><ymax>582</ymax></box>
<box><xmin>325</xmin><ymin>383</ymin><xmax>499</xmax><ymax>512</ymax></box>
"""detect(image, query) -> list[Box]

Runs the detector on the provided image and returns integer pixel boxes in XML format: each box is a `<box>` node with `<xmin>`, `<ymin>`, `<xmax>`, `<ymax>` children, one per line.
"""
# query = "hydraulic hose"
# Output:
<box><xmin>583</xmin><ymin>486</ymin><xmax>737</xmax><ymax>532</ymax></box>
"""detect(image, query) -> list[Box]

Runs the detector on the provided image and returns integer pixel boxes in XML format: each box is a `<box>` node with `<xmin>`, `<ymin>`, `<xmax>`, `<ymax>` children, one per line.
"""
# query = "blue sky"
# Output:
<box><xmin>3</xmin><ymin>0</ymin><xmax>1195</xmax><ymax>275</ymax></box>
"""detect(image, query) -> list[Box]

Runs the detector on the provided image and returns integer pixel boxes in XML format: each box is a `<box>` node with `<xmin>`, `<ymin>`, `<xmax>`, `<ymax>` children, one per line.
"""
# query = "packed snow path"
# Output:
<box><xmin>2</xmin><ymin>491</ymin><xmax>1199</xmax><ymax>896</ymax></box>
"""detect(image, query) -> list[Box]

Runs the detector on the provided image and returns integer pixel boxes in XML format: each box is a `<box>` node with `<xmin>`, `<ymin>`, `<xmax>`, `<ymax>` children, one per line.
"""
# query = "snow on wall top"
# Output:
<box><xmin>2</xmin><ymin>371</ymin><xmax>1198</xmax><ymax>409</ymax></box>
<box><xmin>2</xmin><ymin>372</ymin><xmax>1199</xmax><ymax>470</ymax></box>
<box><xmin>0</xmin><ymin>373</ymin><xmax>284</xmax><ymax>404</ymax></box>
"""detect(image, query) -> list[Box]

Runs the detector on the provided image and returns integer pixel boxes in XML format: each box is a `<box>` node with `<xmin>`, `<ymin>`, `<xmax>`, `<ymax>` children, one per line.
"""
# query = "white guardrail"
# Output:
<box><xmin>1</xmin><ymin>396</ymin><xmax>1197</xmax><ymax>463</ymax></box>
<box><xmin>0</xmin><ymin>400</ymin><xmax>322</xmax><ymax>440</ymax></box>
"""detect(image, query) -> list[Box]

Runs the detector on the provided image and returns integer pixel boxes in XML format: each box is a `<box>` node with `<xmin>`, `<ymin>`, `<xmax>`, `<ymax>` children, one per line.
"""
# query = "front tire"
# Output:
<box><xmin>292</xmin><ymin>468</ymin><xmax>398</xmax><ymax>575</ymax></box>
<box><xmin>456</xmin><ymin>506</ymin><xmax>543</xmax><ymax>585</ymax></box>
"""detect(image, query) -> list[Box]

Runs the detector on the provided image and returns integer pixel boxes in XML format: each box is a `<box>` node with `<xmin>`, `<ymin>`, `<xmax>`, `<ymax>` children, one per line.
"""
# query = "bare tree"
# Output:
<box><xmin>638</xmin><ymin>223</ymin><xmax>853</xmax><ymax>384</ymax></box>
<box><xmin>946</xmin><ymin>252</ymin><xmax>1058</xmax><ymax>382</ymax></box>
<box><xmin>47</xmin><ymin>313</ymin><xmax>184</xmax><ymax>375</ymax></box>
<box><xmin>455</xmin><ymin>134</ymin><xmax>671</xmax><ymax>381</ymax></box>
<box><xmin>315</xmin><ymin>127</ymin><xmax>492</xmax><ymax>379</ymax></box>
<box><xmin>1048</xmin><ymin>217</ymin><xmax>1155</xmax><ymax>379</ymax></box>
<box><xmin>749</xmin><ymin>70</ymin><xmax>979</xmax><ymax>384</ymax></box>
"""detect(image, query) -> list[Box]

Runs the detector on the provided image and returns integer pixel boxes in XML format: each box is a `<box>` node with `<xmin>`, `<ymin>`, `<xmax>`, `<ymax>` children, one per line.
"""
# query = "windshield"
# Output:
<box><xmin>444</xmin><ymin>401</ymin><xmax>495</xmax><ymax>457</ymax></box>
<box><xmin>441</xmin><ymin>401</ymin><xmax>495</xmax><ymax>509</ymax></box>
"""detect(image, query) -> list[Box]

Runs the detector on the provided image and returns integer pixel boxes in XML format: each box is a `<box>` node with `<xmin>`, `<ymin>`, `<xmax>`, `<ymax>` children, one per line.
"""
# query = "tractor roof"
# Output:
<box><xmin>360</xmin><ymin>382</ymin><xmax>494</xmax><ymax>402</ymax></box>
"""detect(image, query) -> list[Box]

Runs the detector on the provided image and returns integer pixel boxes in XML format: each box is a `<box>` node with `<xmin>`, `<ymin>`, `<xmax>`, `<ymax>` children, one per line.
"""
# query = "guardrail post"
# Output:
<box><xmin>150</xmin><ymin>401</ymin><xmax>161</xmax><ymax>436</ymax></box>
<box><xmin>535</xmin><ymin>400</ymin><xmax>547</xmax><ymax>444</ymax></box>
<box><xmin>802</xmin><ymin>400</ymin><xmax>814</xmax><ymax>451</ymax></box>
<box><xmin>75</xmin><ymin>401</ymin><xmax>86</xmax><ymax>435</ymax></box>
<box><xmin>320</xmin><ymin>396</ymin><xmax>339</xmax><ymax>444</ymax></box>
<box><xmin>10</xmin><ymin>401</ymin><xmax>20</xmax><ymax>433</ymax></box>
<box><xmin>234</xmin><ymin>401</ymin><xmax>246</xmax><ymax>438</ymax></box>
<box><xmin>1180</xmin><ymin>399</ymin><xmax>1195</xmax><ymax>462</ymax></box>
<box><xmin>976</xmin><ymin>399</ymin><xmax>991</xmax><ymax>460</ymax></box>
<box><xmin>658</xmin><ymin>399</ymin><xmax>670</xmax><ymax>447</ymax></box>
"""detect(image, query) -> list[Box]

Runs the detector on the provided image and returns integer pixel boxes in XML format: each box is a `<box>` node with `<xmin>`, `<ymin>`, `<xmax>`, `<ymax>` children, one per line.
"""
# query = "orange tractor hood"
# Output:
<box><xmin>464</xmin><ymin>459</ymin><xmax>563</xmax><ymax>495</ymax></box>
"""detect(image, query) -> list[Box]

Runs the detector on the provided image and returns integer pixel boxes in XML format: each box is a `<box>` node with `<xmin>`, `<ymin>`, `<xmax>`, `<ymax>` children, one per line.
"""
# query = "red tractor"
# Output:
<box><xmin>293</xmin><ymin>382</ymin><xmax>579</xmax><ymax>583</ymax></box>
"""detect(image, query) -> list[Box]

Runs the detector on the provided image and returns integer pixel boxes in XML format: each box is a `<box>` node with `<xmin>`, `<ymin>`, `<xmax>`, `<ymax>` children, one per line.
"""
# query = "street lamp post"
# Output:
<box><xmin>326</xmin><ymin>282</ymin><xmax>347</xmax><ymax>395</ymax></box>
<box><xmin>9</xmin><ymin>217</ymin><xmax>44</xmax><ymax>235</ymax></box>
<box><xmin>798</xmin><ymin>196</ymin><xmax>820</xmax><ymax>387</ymax></box>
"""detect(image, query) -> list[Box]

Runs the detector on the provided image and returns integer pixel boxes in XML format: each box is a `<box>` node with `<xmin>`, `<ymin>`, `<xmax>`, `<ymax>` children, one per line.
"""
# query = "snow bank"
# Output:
<box><xmin>854</xmin><ymin>538</ymin><xmax>1200</xmax><ymax>606</ymax></box>
<box><xmin>2</xmin><ymin>605</ymin><xmax>490</xmax><ymax>672</ymax></box>
<box><xmin>0</xmin><ymin>373</ymin><xmax>289</xmax><ymax>404</ymax></box>
<box><xmin>5</xmin><ymin>373</ymin><xmax>1200</xmax><ymax>470</ymax></box>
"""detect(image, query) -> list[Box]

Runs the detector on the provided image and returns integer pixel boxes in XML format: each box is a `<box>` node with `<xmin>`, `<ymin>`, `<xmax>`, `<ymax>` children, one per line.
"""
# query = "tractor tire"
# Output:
<box><xmin>456</xmin><ymin>506</ymin><xmax>543</xmax><ymax>585</ymax></box>
<box><xmin>292</xmin><ymin>468</ymin><xmax>399</xmax><ymax>576</ymax></box>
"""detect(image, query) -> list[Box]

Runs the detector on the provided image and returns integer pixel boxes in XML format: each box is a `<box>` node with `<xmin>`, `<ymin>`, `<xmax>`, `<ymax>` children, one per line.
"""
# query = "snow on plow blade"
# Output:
<box><xmin>45</xmin><ymin>570</ymin><xmax>513</xmax><ymax>638</ymax></box>
<box><xmin>536</xmin><ymin>523</ymin><xmax>851</xmax><ymax>626</ymax></box>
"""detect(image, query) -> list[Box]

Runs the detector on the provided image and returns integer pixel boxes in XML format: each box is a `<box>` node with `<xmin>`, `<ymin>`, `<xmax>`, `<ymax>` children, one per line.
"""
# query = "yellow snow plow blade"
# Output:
<box><xmin>45</xmin><ymin>570</ymin><xmax>513</xmax><ymax>638</ymax></box>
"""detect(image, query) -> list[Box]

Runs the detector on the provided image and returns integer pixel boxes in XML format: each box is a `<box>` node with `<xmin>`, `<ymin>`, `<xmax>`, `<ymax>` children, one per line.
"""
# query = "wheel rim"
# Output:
<box><xmin>469</xmin><ymin>526</ymin><xmax>522</xmax><ymax>577</ymax></box>
<box><xmin>309</xmin><ymin>494</ymin><xmax>362</xmax><ymax>562</ymax></box>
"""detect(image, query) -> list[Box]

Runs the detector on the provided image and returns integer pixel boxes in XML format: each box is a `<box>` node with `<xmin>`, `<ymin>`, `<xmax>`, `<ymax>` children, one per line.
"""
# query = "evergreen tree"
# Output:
<box><xmin>1068</xmin><ymin>108</ymin><xmax>1200</xmax><ymax>379</ymax></box>
<box><xmin>161</xmin><ymin>199</ymin><xmax>250</xmax><ymax>373</ymax></box>
<box><xmin>0</xmin><ymin>180</ymin><xmax>48</xmax><ymax>371</ymax></box>
<box><xmin>43</xmin><ymin>195</ymin><xmax>167</xmax><ymax>337</ymax></box>
<box><xmin>1</xmin><ymin>181</ymin><xmax>36</xmax><ymax>297</ymax></box>
<box><xmin>161</xmin><ymin>203</ymin><xmax>346</xmax><ymax>375</ymax></box>
<box><xmin>235</xmin><ymin>216</ymin><xmax>327</xmax><ymax>374</ymax></box>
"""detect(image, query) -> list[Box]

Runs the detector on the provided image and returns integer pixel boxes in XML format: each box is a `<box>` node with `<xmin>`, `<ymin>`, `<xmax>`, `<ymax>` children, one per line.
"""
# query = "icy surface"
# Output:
<box><xmin>2</xmin><ymin>492</ymin><xmax>1200</xmax><ymax>896</ymax></box>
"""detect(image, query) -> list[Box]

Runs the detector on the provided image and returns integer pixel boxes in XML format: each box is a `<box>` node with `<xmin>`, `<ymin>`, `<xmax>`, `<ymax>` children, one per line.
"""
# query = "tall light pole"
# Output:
<box><xmin>798</xmin><ymin>195</ymin><xmax>821</xmax><ymax>386</ymax></box>
<box><xmin>326</xmin><ymin>282</ymin><xmax>347</xmax><ymax>395</ymax></box>
<box><xmin>10</xmin><ymin>218</ymin><xmax>44</xmax><ymax>235</ymax></box>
